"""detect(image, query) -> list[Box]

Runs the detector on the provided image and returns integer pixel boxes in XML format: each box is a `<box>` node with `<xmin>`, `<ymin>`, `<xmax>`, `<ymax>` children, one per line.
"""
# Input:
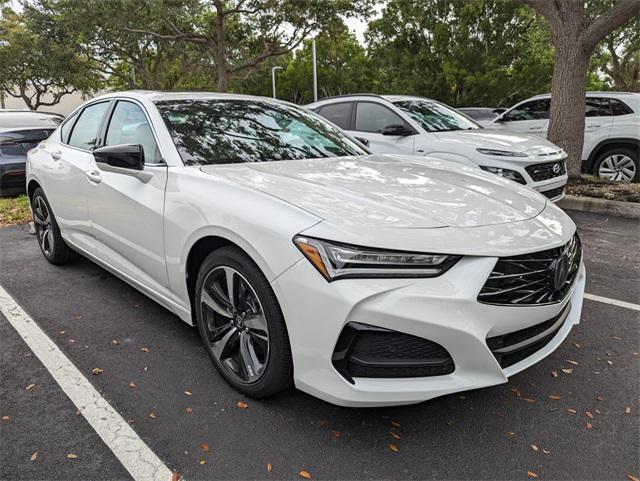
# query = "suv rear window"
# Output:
<box><xmin>610</xmin><ymin>98</ymin><xmax>634</xmax><ymax>116</ymax></box>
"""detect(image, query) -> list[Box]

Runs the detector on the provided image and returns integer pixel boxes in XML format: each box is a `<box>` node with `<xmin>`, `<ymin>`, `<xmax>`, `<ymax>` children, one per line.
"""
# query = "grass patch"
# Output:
<box><xmin>0</xmin><ymin>195</ymin><xmax>32</xmax><ymax>227</ymax></box>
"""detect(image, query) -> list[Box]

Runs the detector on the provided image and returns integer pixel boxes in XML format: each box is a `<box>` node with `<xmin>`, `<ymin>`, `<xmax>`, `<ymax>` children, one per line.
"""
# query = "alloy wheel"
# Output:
<box><xmin>199</xmin><ymin>266</ymin><xmax>270</xmax><ymax>384</ymax></box>
<box><xmin>598</xmin><ymin>154</ymin><xmax>636</xmax><ymax>182</ymax></box>
<box><xmin>33</xmin><ymin>196</ymin><xmax>53</xmax><ymax>257</ymax></box>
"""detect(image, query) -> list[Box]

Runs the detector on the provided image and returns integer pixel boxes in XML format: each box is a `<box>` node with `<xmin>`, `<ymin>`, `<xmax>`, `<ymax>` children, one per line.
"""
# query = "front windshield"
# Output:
<box><xmin>393</xmin><ymin>99</ymin><xmax>480</xmax><ymax>133</ymax></box>
<box><xmin>155</xmin><ymin>99</ymin><xmax>367</xmax><ymax>165</ymax></box>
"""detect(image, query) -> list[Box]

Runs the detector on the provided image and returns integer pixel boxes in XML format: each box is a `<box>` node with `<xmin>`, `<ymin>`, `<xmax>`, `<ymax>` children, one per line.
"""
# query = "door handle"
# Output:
<box><xmin>51</xmin><ymin>151</ymin><xmax>62</xmax><ymax>161</ymax></box>
<box><xmin>86</xmin><ymin>170</ymin><xmax>102</xmax><ymax>184</ymax></box>
<box><xmin>528</xmin><ymin>127</ymin><xmax>540</xmax><ymax>130</ymax></box>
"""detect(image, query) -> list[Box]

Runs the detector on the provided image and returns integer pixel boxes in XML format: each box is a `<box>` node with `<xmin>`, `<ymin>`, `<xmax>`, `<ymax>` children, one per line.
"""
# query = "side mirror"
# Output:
<box><xmin>492</xmin><ymin>108</ymin><xmax>506</xmax><ymax>115</ymax></box>
<box><xmin>354</xmin><ymin>136</ymin><xmax>370</xmax><ymax>147</ymax></box>
<box><xmin>381</xmin><ymin>124</ymin><xmax>415</xmax><ymax>136</ymax></box>
<box><xmin>93</xmin><ymin>144</ymin><xmax>144</xmax><ymax>171</ymax></box>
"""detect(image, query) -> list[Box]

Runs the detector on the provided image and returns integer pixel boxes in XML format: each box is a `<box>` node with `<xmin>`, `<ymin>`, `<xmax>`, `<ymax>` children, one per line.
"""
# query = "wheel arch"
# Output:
<box><xmin>585</xmin><ymin>138</ymin><xmax>640</xmax><ymax>173</ymax></box>
<box><xmin>27</xmin><ymin>179</ymin><xmax>41</xmax><ymax>201</ymax></box>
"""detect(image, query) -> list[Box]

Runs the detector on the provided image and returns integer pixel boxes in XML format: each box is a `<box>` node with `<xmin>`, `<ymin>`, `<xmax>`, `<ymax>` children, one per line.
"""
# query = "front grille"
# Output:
<box><xmin>478</xmin><ymin>233</ymin><xmax>581</xmax><ymax>306</ymax></box>
<box><xmin>526</xmin><ymin>160</ymin><xmax>566</xmax><ymax>181</ymax></box>
<box><xmin>487</xmin><ymin>302</ymin><xmax>570</xmax><ymax>368</ymax></box>
<box><xmin>332</xmin><ymin>322</ymin><xmax>455</xmax><ymax>383</ymax></box>
<box><xmin>541</xmin><ymin>186</ymin><xmax>564</xmax><ymax>200</ymax></box>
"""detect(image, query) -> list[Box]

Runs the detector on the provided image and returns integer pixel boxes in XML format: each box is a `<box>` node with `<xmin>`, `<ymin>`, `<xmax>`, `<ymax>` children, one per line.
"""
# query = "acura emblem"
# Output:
<box><xmin>550</xmin><ymin>254</ymin><xmax>569</xmax><ymax>292</ymax></box>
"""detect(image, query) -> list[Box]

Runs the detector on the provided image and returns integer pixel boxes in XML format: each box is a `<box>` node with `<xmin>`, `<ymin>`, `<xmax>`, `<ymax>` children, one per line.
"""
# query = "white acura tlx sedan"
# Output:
<box><xmin>26</xmin><ymin>92</ymin><xmax>585</xmax><ymax>407</ymax></box>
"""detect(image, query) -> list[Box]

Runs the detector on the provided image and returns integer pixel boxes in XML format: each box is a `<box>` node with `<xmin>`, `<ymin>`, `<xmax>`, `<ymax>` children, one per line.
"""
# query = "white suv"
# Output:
<box><xmin>307</xmin><ymin>94</ymin><xmax>568</xmax><ymax>201</ymax></box>
<box><xmin>486</xmin><ymin>92</ymin><xmax>640</xmax><ymax>182</ymax></box>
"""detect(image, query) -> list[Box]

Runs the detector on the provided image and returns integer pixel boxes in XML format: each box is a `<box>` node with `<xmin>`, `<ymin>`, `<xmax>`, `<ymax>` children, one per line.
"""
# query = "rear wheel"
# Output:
<box><xmin>594</xmin><ymin>147</ymin><xmax>638</xmax><ymax>182</ymax></box>
<box><xmin>30</xmin><ymin>187</ymin><xmax>76</xmax><ymax>265</ymax></box>
<box><xmin>195</xmin><ymin>246</ymin><xmax>293</xmax><ymax>398</ymax></box>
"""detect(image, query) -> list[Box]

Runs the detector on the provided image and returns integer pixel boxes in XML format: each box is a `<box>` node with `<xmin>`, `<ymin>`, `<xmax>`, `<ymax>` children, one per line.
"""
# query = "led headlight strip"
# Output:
<box><xmin>294</xmin><ymin>236</ymin><xmax>461</xmax><ymax>281</ymax></box>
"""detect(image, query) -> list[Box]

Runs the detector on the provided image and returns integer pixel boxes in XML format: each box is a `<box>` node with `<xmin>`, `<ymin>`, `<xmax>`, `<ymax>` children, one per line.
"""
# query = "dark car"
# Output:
<box><xmin>0</xmin><ymin>110</ymin><xmax>63</xmax><ymax>196</ymax></box>
<box><xmin>457</xmin><ymin>107</ymin><xmax>505</xmax><ymax>123</ymax></box>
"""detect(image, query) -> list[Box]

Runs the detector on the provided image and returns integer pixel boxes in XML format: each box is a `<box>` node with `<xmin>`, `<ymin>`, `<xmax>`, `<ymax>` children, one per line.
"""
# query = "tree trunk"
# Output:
<box><xmin>217</xmin><ymin>68</ymin><xmax>229</xmax><ymax>92</ymax></box>
<box><xmin>547</xmin><ymin>39</ymin><xmax>591</xmax><ymax>179</ymax></box>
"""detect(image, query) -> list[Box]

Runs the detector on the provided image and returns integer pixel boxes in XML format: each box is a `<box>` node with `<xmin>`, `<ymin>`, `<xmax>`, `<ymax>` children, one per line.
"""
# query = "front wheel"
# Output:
<box><xmin>195</xmin><ymin>246</ymin><xmax>293</xmax><ymax>398</ymax></box>
<box><xmin>594</xmin><ymin>147</ymin><xmax>639</xmax><ymax>182</ymax></box>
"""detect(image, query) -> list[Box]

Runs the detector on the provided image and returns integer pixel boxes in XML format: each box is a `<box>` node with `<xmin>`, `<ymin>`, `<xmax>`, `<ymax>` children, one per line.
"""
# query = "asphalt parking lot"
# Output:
<box><xmin>0</xmin><ymin>210</ymin><xmax>638</xmax><ymax>481</ymax></box>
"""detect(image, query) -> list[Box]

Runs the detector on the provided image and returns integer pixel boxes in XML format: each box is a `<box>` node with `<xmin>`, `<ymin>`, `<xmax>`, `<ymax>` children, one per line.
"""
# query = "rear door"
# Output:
<box><xmin>349</xmin><ymin>101</ymin><xmax>415</xmax><ymax>154</ymax></box>
<box><xmin>86</xmin><ymin>99</ymin><xmax>170</xmax><ymax>294</ymax></box>
<box><xmin>496</xmin><ymin>99</ymin><xmax>550</xmax><ymax>136</ymax></box>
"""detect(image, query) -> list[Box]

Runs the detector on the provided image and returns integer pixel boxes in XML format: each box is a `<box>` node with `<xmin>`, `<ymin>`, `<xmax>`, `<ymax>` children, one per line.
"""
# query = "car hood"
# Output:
<box><xmin>434</xmin><ymin>129</ymin><xmax>563</xmax><ymax>156</ymax></box>
<box><xmin>200</xmin><ymin>155</ymin><xmax>546</xmax><ymax>229</ymax></box>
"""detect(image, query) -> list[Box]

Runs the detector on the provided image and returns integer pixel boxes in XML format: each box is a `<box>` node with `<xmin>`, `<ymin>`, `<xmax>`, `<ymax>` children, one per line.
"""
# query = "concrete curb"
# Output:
<box><xmin>559</xmin><ymin>195</ymin><xmax>640</xmax><ymax>220</ymax></box>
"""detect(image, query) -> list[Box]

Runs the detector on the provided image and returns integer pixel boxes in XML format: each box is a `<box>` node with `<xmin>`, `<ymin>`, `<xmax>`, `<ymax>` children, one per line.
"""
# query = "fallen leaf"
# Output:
<box><xmin>185</xmin><ymin>407</ymin><xmax>193</xmax><ymax>414</ymax></box>
<box><xmin>596</xmin><ymin>396</ymin><xmax>604</xmax><ymax>401</ymax></box>
<box><xmin>572</xmin><ymin>342</ymin><xmax>581</xmax><ymax>349</ymax></box>
<box><xmin>266</xmin><ymin>463</ymin><xmax>273</xmax><ymax>472</ymax></box>
<box><xmin>391</xmin><ymin>421</ymin><xmax>401</xmax><ymax>427</ymax></box>
<box><xmin>141</xmin><ymin>347</ymin><xmax>150</xmax><ymax>353</ymax></box>
<box><xmin>199</xmin><ymin>443</ymin><xmax>209</xmax><ymax>452</ymax></box>
<box><xmin>236</xmin><ymin>401</ymin><xmax>248</xmax><ymax>409</ymax></box>
<box><xmin>585</xmin><ymin>411</ymin><xmax>594</xmax><ymax>419</ymax></box>
<box><xmin>595</xmin><ymin>408</ymin><xmax>601</xmax><ymax>415</ymax></box>
<box><xmin>566</xmin><ymin>360</ymin><xmax>578</xmax><ymax>365</ymax></box>
<box><xmin>111</xmin><ymin>340</ymin><xmax>120</xmax><ymax>345</ymax></box>
<box><xmin>562</xmin><ymin>368</ymin><xmax>573</xmax><ymax>374</ymax></box>
<box><xmin>530</xmin><ymin>444</ymin><xmax>539</xmax><ymax>451</ymax></box>
<box><xmin>91</xmin><ymin>368</ymin><xmax>103</xmax><ymax>375</ymax></box>
<box><xmin>511</xmin><ymin>387</ymin><xmax>522</xmax><ymax>397</ymax></box>
<box><xmin>299</xmin><ymin>469</ymin><xmax>312</xmax><ymax>479</ymax></box>
<box><xmin>527</xmin><ymin>471</ymin><xmax>538</xmax><ymax>478</ymax></box>
<box><xmin>30</xmin><ymin>452</ymin><xmax>38</xmax><ymax>461</ymax></box>
<box><xmin>549</xmin><ymin>395</ymin><xmax>561</xmax><ymax>400</ymax></box>
<box><xmin>332</xmin><ymin>430</ymin><xmax>342</xmax><ymax>438</ymax></box>
<box><xmin>586</xmin><ymin>423</ymin><xmax>593</xmax><ymax>429</ymax></box>
<box><xmin>542</xmin><ymin>448</ymin><xmax>551</xmax><ymax>454</ymax></box>
<box><xmin>172</xmin><ymin>469</ymin><xmax>180</xmax><ymax>481</ymax></box>
<box><xmin>390</xmin><ymin>431</ymin><xmax>401</xmax><ymax>440</ymax></box>
<box><xmin>389</xmin><ymin>443</ymin><xmax>399</xmax><ymax>452</ymax></box>
<box><xmin>523</xmin><ymin>398</ymin><xmax>536</xmax><ymax>404</ymax></box>
<box><xmin>144</xmin><ymin>366</ymin><xmax>148</xmax><ymax>372</ymax></box>
<box><xmin>129</xmin><ymin>382</ymin><xmax>136</xmax><ymax>388</ymax></box>
<box><xmin>184</xmin><ymin>391</ymin><xmax>192</xmax><ymax>396</ymax></box>
<box><xmin>69</xmin><ymin>339</ymin><xmax>75</xmax><ymax>343</ymax></box>
<box><xmin>67</xmin><ymin>453</ymin><xmax>78</xmax><ymax>459</ymax></box>
<box><xmin>506</xmin><ymin>432</ymin><xmax>515</xmax><ymax>436</ymax></box>
<box><xmin>2</xmin><ymin>416</ymin><xmax>9</xmax><ymax>421</ymax></box>
<box><xmin>199</xmin><ymin>460</ymin><xmax>206</xmax><ymax>465</ymax></box>
<box><xmin>625</xmin><ymin>406</ymin><xmax>632</xmax><ymax>414</ymax></box>
<box><xmin>567</xmin><ymin>408</ymin><xmax>577</xmax><ymax>413</ymax></box>
<box><xmin>148</xmin><ymin>412</ymin><xmax>157</xmax><ymax>419</ymax></box>
<box><xmin>626</xmin><ymin>475</ymin><xmax>639</xmax><ymax>481</ymax></box>
<box><xmin>550</xmin><ymin>370</ymin><xmax>558</xmax><ymax>378</ymax></box>
<box><xmin>612</xmin><ymin>336</ymin><xmax>622</xmax><ymax>340</ymax></box>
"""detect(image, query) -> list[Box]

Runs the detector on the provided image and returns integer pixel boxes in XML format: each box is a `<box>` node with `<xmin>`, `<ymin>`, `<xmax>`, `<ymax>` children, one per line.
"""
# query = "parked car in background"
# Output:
<box><xmin>458</xmin><ymin>107</ymin><xmax>505</xmax><ymax>122</ymax></box>
<box><xmin>0</xmin><ymin>110</ymin><xmax>64</xmax><ymax>196</ymax></box>
<box><xmin>308</xmin><ymin>94</ymin><xmax>568</xmax><ymax>202</ymax></box>
<box><xmin>486</xmin><ymin>92</ymin><xmax>640</xmax><ymax>181</ymax></box>
<box><xmin>27</xmin><ymin>91</ymin><xmax>585</xmax><ymax>407</ymax></box>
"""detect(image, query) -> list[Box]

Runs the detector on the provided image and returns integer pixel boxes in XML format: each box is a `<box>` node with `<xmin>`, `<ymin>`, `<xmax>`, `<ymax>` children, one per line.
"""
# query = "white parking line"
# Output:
<box><xmin>0</xmin><ymin>285</ymin><xmax>174</xmax><ymax>481</ymax></box>
<box><xmin>585</xmin><ymin>293</ymin><xmax>640</xmax><ymax>312</ymax></box>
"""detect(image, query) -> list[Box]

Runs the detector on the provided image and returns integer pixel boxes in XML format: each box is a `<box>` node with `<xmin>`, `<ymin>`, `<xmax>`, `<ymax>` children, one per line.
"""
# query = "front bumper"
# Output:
<box><xmin>272</xmin><ymin>256</ymin><xmax>585</xmax><ymax>407</ymax></box>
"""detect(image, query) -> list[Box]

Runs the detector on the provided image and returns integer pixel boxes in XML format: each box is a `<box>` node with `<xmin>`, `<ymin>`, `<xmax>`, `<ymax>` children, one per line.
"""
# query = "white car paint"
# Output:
<box><xmin>307</xmin><ymin>94</ymin><xmax>568</xmax><ymax>201</ymax></box>
<box><xmin>486</xmin><ymin>91</ymin><xmax>640</xmax><ymax>180</ymax></box>
<box><xmin>27</xmin><ymin>91</ymin><xmax>585</xmax><ymax>407</ymax></box>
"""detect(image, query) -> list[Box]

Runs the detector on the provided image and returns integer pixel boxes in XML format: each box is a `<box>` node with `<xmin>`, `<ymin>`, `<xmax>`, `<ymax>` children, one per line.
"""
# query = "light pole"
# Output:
<box><xmin>312</xmin><ymin>39</ymin><xmax>318</xmax><ymax>102</ymax></box>
<box><xmin>271</xmin><ymin>66</ymin><xmax>283</xmax><ymax>99</ymax></box>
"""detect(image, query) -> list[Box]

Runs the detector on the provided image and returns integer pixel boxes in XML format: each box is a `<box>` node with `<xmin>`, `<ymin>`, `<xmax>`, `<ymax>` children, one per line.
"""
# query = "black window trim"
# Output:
<box><xmin>502</xmin><ymin>98</ymin><xmax>551</xmax><ymax>122</ymax></box>
<box><xmin>100</xmin><ymin>98</ymin><xmax>165</xmax><ymax>166</ymax></box>
<box><xmin>63</xmin><ymin>100</ymin><xmax>113</xmax><ymax>153</ymax></box>
<box><xmin>353</xmin><ymin>100</ymin><xmax>414</xmax><ymax>134</ymax></box>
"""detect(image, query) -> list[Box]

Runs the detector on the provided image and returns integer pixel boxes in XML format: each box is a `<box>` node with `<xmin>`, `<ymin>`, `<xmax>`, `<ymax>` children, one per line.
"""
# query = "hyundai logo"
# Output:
<box><xmin>552</xmin><ymin>163</ymin><xmax>561</xmax><ymax>174</ymax></box>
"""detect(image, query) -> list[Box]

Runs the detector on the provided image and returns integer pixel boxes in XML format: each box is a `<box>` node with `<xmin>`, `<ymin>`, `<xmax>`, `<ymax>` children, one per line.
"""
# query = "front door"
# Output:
<box><xmin>496</xmin><ymin>98</ymin><xmax>550</xmax><ymax>137</ymax></box>
<box><xmin>347</xmin><ymin>101</ymin><xmax>415</xmax><ymax>154</ymax></box>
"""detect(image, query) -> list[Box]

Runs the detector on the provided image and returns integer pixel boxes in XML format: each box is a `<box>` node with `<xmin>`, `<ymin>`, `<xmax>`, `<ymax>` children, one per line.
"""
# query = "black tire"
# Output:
<box><xmin>30</xmin><ymin>187</ymin><xmax>76</xmax><ymax>265</ymax></box>
<box><xmin>195</xmin><ymin>246</ymin><xmax>293</xmax><ymax>398</ymax></box>
<box><xmin>593</xmin><ymin>146</ymin><xmax>639</xmax><ymax>182</ymax></box>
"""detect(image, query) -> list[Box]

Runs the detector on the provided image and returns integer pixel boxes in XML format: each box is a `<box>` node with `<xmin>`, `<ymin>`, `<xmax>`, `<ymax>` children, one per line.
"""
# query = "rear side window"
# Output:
<box><xmin>610</xmin><ymin>98</ymin><xmax>634</xmax><ymax>116</ymax></box>
<box><xmin>355</xmin><ymin>102</ymin><xmax>405</xmax><ymax>133</ymax></box>
<box><xmin>585</xmin><ymin>98</ymin><xmax>611</xmax><ymax>117</ymax></box>
<box><xmin>503</xmin><ymin>99</ymin><xmax>550</xmax><ymax>121</ymax></box>
<box><xmin>105</xmin><ymin>101</ymin><xmax>161</xmax><ymax>163</ymax></box>
<box><xmin>68</xmin><ymin>102</ymin><xmax>110</xmax><ymax>150</ymax></box>
<box><xmin>317</xmin><ymin>102</ymin><xmax>352</xmax><ymax>130</ymax></box>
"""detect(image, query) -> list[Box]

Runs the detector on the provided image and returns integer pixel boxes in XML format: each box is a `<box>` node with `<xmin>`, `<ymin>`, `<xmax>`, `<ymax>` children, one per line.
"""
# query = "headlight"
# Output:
<box><xmin>476</xmin><ymin>148</ymin><xmax>528</xmax><ymax>158</ymax></box>
<box><xmin>479</xmin><ymin>165</ymin><xmax>526</xmax><ymax>184</ymax></box>
<box><xmin>293</xmin><ymin>236</ymin><xmax>460</xmax><ymax>281</ymax></box>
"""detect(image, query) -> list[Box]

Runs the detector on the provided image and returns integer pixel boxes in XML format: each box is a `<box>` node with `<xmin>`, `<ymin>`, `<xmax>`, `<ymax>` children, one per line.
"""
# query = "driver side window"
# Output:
<box><xmin>503</xmin><ymin>99</ymin><xmax>550</xmax><ymax>122</ymax></box>
<box><xmin>105</xmin><ymin>101</ymin><xmax>162</xmax><ymax>163</ymax></box>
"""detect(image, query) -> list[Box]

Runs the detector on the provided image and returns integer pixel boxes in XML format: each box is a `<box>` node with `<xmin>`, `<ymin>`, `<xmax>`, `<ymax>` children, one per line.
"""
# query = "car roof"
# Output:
<box><xmin>528</xmin><ymin>91</ymin><xmax>640</xmax><ymax>100</ymax></box>
<box><xmin>92</xmin><ymin>90</ymin><xmax>295</xmax><ymax>104</ymax></box>
<box><xmin>306</xmin><ymin>94</ymin><xmax>442</xmax><ymax>109</ymax></box>
<box><xmin>0</xmin><ymin>111</ymin><xmax>64</xmax><ymax>129</ymax></box>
